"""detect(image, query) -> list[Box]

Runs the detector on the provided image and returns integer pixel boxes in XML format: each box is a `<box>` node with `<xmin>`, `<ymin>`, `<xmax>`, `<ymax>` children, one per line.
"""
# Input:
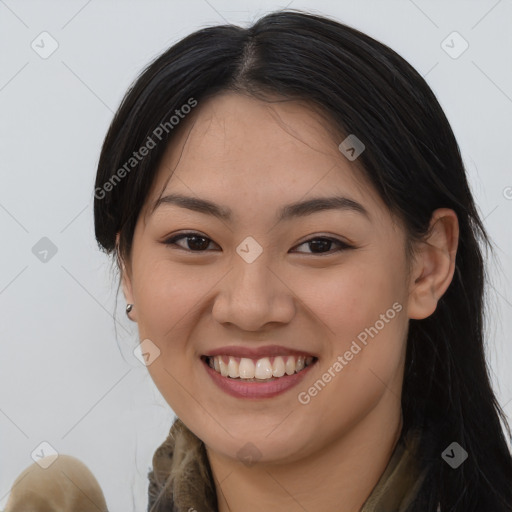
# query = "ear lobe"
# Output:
<box><xmin>407</xmin><ymin>208</ymin><xmax>459</xmax><ymax>320</ymax></box>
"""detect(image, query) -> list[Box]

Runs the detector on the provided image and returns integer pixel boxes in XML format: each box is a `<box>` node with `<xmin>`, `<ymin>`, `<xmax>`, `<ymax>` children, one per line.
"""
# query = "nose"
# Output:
<box><xmin>211</xmin><ymin>255</ymin><xmax>296</xmax><ymax>331</ymax></box>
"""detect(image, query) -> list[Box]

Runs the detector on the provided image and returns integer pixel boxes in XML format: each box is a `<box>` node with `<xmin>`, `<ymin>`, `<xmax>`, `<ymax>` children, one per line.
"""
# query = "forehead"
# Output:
<box><xmin>144</xmin><ymin>92</ymin><xmax>388</xmax><ymax>223</ymax></box>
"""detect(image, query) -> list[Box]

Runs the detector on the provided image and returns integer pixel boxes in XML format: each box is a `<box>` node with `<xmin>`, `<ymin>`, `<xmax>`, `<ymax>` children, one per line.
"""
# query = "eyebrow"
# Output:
<box><xmin>151</xmin><ymin>193</ymin><xmax>370</xmax><ymax>223</ymax></box>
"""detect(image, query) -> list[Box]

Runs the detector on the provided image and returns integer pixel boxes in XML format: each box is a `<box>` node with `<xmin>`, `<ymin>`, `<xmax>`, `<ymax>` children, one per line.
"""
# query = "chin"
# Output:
<box><xmin>198</xmin><ymin>421</ymin><xmax>315</xmax><ymax>466</ymax></box>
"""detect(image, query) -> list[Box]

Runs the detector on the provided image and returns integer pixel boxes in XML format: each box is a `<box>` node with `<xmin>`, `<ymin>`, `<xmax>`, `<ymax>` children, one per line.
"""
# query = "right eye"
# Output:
<box><xmin>163</xmin><ymin>232</ymin><xmax>219</xmax><ymax>252</ymax></box>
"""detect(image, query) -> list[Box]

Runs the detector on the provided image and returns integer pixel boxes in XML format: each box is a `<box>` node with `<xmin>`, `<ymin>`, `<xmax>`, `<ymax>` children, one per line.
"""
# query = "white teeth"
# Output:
<box><xmin>285</xmin><ymin>356</ymin><xmax>296</xmax><ymax>375</ymax></box>
<box><xmin>228</xmin><ymin>356</ymin><xmax>239</xmax><ymax>378</ymax></box>
<box><xmin>272</xmin><ymin>356</ymin><xmax>286</xmax><ymax>377</ymax></box>
<box><xmin>218</xmin><ymin>357</ymin><xmax>229</xmax><ymax>377</ymax></box>
<box><xmin>254</xmin><ymin>357</ymin><xmax>273</xmax><ymax>379</ymax></box>
<box><xmin>239</xmin><ymin>358</ymin><xmax>255</xmax><ymax>379</ymax></box>
<box><xmin>208</xmin><ymin>355</ymin><xmax>315</xmax><ymax>380</ymax></box>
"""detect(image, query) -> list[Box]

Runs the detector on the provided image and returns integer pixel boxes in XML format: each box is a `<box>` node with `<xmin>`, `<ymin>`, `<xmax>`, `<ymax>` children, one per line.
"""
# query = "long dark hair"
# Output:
<box><xmin>94</xmin><ymin>9</ymin><xmax>512</xmax><ymax>511</ymax></box>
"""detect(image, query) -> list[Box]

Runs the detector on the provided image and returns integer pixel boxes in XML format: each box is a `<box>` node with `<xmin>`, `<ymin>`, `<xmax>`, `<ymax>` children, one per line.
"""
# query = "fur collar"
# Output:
<box><xmin>147</xmin><ymin>418</ymin><xmax>425</xmax><ymax>512</ymax></box>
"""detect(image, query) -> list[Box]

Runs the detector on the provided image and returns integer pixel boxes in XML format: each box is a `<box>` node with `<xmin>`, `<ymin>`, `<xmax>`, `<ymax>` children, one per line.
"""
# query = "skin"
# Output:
<box><xmin>120</xmin><ymin>92</ymin><xmax>459</xmax><ymax>511</ymax></box>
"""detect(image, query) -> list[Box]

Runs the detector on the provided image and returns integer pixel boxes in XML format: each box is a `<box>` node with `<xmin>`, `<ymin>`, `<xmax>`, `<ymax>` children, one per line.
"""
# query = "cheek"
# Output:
<box><xmin>300</xmin><ymin>252</ymin><xmax>408</xmax><ymax>392</ymax></box>
<box><xmin>301</xmin><ymin>257</ymin><xmax>405</xmax><ymax>338</ymax></box>
<box><xmin>294</xmin><ymin>261</ymin><xmax>407</xmax><ymax>433</ymax></box>
<box><xmin>132</xmin><ymin>255</ymin><xmax>209</xmax><ymax>340</ymax></box>
<box><xmin>131</xmin><ymin>255</ymin><xmax>213</xmax><ymax>413</ymax></box>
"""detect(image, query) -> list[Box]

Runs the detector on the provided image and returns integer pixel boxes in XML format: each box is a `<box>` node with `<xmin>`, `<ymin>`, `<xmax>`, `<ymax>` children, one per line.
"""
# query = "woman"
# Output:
<box><xmin>6</xmin><ymin>9</ymin><xmax>512</xmax><ymax>512</ymax></box>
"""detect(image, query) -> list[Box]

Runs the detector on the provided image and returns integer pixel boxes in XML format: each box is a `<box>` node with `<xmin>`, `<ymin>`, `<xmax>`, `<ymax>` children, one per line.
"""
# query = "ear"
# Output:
<box><xmin>407</xmin><ymin>208</ymin><xmax>459</xmax><ymax>320</ymax></box>
<box><xmin>116</xmin><ymin>233</ymin><xmax>137</xmax><ymax>322</ymax></box>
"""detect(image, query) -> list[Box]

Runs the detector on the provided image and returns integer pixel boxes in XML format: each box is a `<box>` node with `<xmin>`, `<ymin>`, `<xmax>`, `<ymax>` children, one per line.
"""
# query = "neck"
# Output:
<box><xmin>207</xmin><ymin>390</ymin><xmax>404</xmax><ymax>512</ymax></box>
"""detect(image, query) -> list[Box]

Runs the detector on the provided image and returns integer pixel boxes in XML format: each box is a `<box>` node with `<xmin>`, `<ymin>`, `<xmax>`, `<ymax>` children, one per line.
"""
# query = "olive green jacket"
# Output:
<box><xmin>147</xmin><ymin>418</ymin><xmax>430</xmax><ymax>512</ymax></box>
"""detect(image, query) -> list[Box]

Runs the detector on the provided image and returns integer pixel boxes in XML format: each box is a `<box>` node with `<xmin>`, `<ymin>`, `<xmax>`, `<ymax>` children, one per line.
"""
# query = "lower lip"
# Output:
<box><xmin>202</xmin><ymin>357</ymin><xmax>316</xmax><ymax>399</ymax></box>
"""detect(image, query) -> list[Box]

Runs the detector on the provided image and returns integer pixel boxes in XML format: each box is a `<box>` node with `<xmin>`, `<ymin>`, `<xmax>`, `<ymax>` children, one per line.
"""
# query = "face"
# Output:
<box><xmin>122</xmin><ymin>92</ymin><xmax>415</xmax><ymax>464</ymax></box>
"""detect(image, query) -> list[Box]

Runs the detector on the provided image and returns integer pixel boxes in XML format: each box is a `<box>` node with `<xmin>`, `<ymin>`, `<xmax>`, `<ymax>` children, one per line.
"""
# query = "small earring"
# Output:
<box><xmin>126</xmin><ymin>304</ymin><xmax>133</xmax><ymax>317</ymax></box>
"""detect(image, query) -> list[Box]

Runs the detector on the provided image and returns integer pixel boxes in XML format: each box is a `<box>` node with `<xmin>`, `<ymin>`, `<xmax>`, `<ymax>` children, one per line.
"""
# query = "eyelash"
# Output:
<box><xmin>162</xmin><ymin>231</ymin><xmax>353</xmax><ymax>255</ymax></box>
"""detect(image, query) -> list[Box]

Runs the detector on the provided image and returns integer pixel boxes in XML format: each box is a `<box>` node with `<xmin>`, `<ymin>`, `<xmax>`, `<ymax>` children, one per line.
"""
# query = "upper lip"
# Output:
<box><xmin>203</xmin><ymin>345</ymin><xmax>317</xmax><ymax>359</ymax></box>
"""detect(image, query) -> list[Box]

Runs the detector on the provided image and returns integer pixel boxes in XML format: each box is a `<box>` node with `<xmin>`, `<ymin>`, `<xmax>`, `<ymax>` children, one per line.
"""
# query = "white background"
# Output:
<box><xmin>1</xmin><ymin>1</ymin><xmax>511</xmax><ymax>510</ymax></box>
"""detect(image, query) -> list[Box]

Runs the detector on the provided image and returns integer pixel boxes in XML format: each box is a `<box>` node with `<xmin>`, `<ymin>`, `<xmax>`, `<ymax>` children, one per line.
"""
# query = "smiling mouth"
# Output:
<box><xmin>201</xmin><ymin>354</ymin><xmax>317</xmax><ymax>382</ymax></box>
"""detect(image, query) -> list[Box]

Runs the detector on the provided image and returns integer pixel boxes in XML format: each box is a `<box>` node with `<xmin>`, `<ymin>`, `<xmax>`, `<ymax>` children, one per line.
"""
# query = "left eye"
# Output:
<box><xmin>294</xmin><ymin>237</ymin><xmax>352</xmax><ymax>254</ymax></box>
<box><xmin>163</xmin><ymin>232</ymin><xmax>352</xmax><ymax>255</ymax></box>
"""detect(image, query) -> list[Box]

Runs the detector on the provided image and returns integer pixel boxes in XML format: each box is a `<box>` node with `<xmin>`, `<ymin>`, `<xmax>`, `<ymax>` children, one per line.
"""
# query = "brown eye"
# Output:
<box><xmin>164</xmin><ymin>232</ymin><xmax>217</xmax><ymax>251</ymax></box>
<box><xmin>163</xmin><ymin>232</ymin><xmax>353</xmax><ymax>255</ymax></box>
<box><xmin>293</xmin><ymin>237</ymin><xmax>353</xmax><ymax>255</ymax></box>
